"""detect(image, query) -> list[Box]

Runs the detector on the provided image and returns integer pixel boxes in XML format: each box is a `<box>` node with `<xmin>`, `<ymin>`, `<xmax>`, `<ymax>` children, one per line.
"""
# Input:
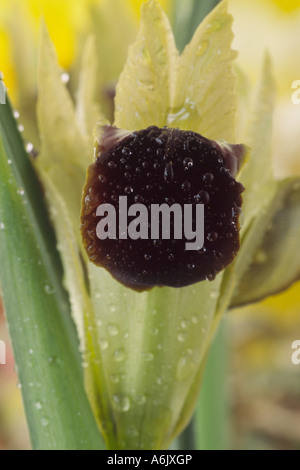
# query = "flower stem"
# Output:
<box><xmin>195</xmin><ymin>321</ymin><xmax>230</xmax><ymax>450</ymax></box>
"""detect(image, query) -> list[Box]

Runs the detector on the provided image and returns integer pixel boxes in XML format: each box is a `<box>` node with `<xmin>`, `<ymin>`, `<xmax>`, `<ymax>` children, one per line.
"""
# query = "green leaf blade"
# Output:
<box><xmin>0</xmin><ymin>99</ymin><xmax>104</xmax><ymax>450</ymax></box>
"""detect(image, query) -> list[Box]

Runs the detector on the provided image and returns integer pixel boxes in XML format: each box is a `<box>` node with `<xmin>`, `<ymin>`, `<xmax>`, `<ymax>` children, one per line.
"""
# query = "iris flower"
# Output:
<box><xmin>0</xmin><ymin>0</ymin><xmax>300</xmax><ymax>451</ymax></box>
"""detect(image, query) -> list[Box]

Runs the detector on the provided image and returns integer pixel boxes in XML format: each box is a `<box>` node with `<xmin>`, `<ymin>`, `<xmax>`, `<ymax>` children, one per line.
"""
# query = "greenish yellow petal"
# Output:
<box><xmin>114</xmin><ymin>0</ymin><xmax>178</xmax><ymax>130</ymax></box>
<box><xmin>76</xmin><ymin>36</ymin><xmax>108</xmax><ymax>151</ymax></box>
<box><xmin>170</xmin><ymin>0</ymin><xmax>237</xmax><ymax>142</ymax></box>
<box><xmin>86</xmin><ymin>264</ymin><xmax>223</xmax><ymax>449</ymax></box>
<box><xmin>239</xmin><ymin>53</ymin><xmax>276</xmax><ymax>231</ymax></box>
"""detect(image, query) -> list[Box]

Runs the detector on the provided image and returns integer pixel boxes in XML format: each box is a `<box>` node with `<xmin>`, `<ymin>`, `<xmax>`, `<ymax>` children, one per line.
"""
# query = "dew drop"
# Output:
<box><xmin>61</xmin><ymin>72</ymin><xmax>70</xmax><ymax>84</ymax></box>
<box><xmin>110</xmin><ymin>374</ymin><xmax>120</xmax><ymax>384</ymax></box>
<box><xmin>176</xmin><ymin>355</ymin><xmax>196</xmax><ymax>381</ymax></box>
<box><xmin>144</xmin><ymin>253</ymin><xmax>152</xmax><ymax>261</ymax></box>
<box><xmin>13</xmin><ymin>110</ymin><xmax>20</xmax><ymax>119</ymax></box>
<box><xmin>194</xmin><ymin>190</ymin><xmax>210</xmax><ymax>204</ymax></box>
<box><xmin>108</xmin><ymin>161</ymin><xmax>116</xmax><ymax>169</ymax></box>
<box><xmin>17</xmin><ymin>187</ymin><xmax>25</xmax><ymax>196</ymax></box>
<box><xmin>113</xmin><ymin>348</ymin><xmax>126</xmax><ymax>362</ymax></box>
<box><xmin>0</xmin><ymin>222</ymin><xmax>5</xmax><ymax>230</ymax></box>
<box><xmin>181</xmin><ymin>181</ymin><xmax>191</xmax><ymax>192</ymax></box>
<box><xmin>18</xmin><ymin>124</ymin><xmax>24</xmax><ymax>132</ymax></box>
<box><xmin>180</xmin><ymin>320</ymin><xmax>187</xmax><ymax>329</ymax></box>
<box><xmin>203</xmin><ymin>173</ymin><xmax>214</xmax><ymax>183</ymax></box>
<box><xmin>125</xmin><ymin>186</ymin><xmax>133</xmax><ymax>194</ymax></box>
<box><xmin>41</xmin><ymin>417</ymin><xmax>49</xmax><ymax>427</ymax></box>
<box><xmin>142</xmin><ymin>352</ymin><xmax>154</xmax><ymax>362</ymax></box>
<box><xmin>98</xmin><ymin>174</ymin><xmax>107</xmax><ymax>183</ymax></box>
<box><xmin>35</xmin><ymin>401</ymin><xmax>43</xmax><ymax>411</ymax></box>
<box><xmin>44</xmin><ymin>284</ymin><xmax>55</xmax><ymax>295</ymax></box>
<box><xmin>99</xmin><ymin>340</ymin><xmax>109</xmax><ymax>351</ymax></box>
<box><xmin>136</xmin><ymin>394</ymin><xmax>146</xmax><ymax>405</ymax></box>
<box><xmin>151</xmin><ymin>327</ymin><xmax>159</xmax><ymax>335</ymax></box>
<box><xmin>207</xmin><ymin>232</ymin><xmax>218</xmax><ymax>242</ymax></box>
<box><xmin>112</xmin><ymin>394</ymin><xmax>131</xmax><ymax>413</ymax></box>
<box><xmin>178</xmin><ymin>332</ymin><xmax>186</xmax><ymax>342</ymax></box>
<box><xmin>7</xmin><ymin>159</ymin><xmax>12</xmax><ymax>165</ymax></box>
<box><xmin>26</xmin><ymin>142</ymin><xmax>34</xmax><ymax>153</ymax></box>
<box><xmin>210</xmin><ymin>291</ymin><xmax>219</xmax><ymax>300</ymax></box>
<box><xmin>164</xmin><ymin>162</ymin><xmax>174</xmax><ymax>183</ymax></box>
<box><xmin>183</xmin><ymin>157</ymin><xmax>194</xmax><ymax>170</ymax></box>
<box><xmin>108</xmin><ymin>323</ymin><xmax>119</xmax><ymax>336</ymax></box>
<box><xmin>197</xmin><ymin>40</ymin><xmax>209</xmax><ymax>57</ymax></box>
<box><xmin>156</xmin><ymin>376</ymin><xmax>163</xmax><ymax>385</ymax></box>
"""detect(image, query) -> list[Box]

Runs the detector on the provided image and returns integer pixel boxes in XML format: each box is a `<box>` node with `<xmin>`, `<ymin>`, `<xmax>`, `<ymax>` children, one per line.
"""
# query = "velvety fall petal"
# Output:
<box><xmin>81</xmin><ymin>125</ymin><xmax>245</xmax><ymax>290</ymax></box>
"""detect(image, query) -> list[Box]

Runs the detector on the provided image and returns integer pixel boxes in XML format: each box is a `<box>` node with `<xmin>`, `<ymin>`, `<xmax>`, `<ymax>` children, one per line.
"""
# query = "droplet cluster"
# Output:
<box><xmin>81</xmin><ymin>126</ymin><xmax>244</xmax><ymax>290</ymax></box>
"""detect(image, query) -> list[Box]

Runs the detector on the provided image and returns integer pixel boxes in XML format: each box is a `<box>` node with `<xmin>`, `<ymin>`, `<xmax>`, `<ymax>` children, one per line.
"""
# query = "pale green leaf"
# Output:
<box><xmin>114</xmin><ymin>0</ymin><xmax>178</xmax><ymax>130</ymax></box>
<box><xmin>85</xmin><ymin>261</ymin><xmax>224</xmax><ymax>449</ymax></box>
<box><xmin>231</xmin><ymin>178</ymin><xmax>300</xmax><ymax>308</ymax></box>
<box><xmin>170</xmin><ymin>0</ymin><xmax>237</xmax><ymax>142</ymax></box>
<box><xmin>239</xmin><ymin>53</ymin><xmax>276</xmax><ymax>231</ymax></box>
<box><xmin>36</xmin><ymin>21</ymin><xmax>87</xmax><ymax>243</ymax></box>
<box><xmin>0</xmin><ymin>99</ymin><xmax>103</xmax><ymax>450</ymax></box>
<box><xmin>76</xmin><ymin>36</ymin><xmax>108</xmax><ymax>151</ymax></box>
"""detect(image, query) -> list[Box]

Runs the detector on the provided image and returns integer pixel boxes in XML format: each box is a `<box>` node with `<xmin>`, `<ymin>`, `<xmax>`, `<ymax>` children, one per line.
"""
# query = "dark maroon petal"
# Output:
<box><xmin>81</xmin><ymin>126</ymin><xmax>245</xmax><ymax>291</ymax></box>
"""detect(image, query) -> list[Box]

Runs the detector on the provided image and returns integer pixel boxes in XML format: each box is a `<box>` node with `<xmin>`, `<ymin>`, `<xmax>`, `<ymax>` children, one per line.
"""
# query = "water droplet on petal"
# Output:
<box><xmin>61</xmin><ymin>72</ymin><xmax>70</xmax><ymax>84</ymax></box>
<box><xmin>99</xmin><ymin>340</ymin><xmax>109</xmax><ymax>351</ymax></box>
<box><xmin>108</xmin><ymin>323</ymin><xmax>119</xmax><ymax>336</ymax></box>
<box><xmin>112</xmin><ymin>394</ymin><xmax>131</xmax><ymax>412</ymax></box>
<box><xmin>176</xmin><ymin>355</ymin><xmax>196</xmax><ymax>381</ymax></box>
<box><xmin>142</xmin><ymin>352</ymin><xmax>154</xmax><ymax>362</ymax></box>
<box><xmin>26</xmin><ymin>142</ymin><xmax>34</xmax><ymax>153</ymax></box>
<box><xmin>44</xmin><ymin>284</ymin><xmax>55</xmax><ymax>295</ymax></box>
<box><xmin>41</xmin><ymin>417</ymin><xmax>49</xmax><ymax>427</ymax></box>
<box><xmin>17</xmin><ymin>187</ymin><xmax>25</xmax><ymax>196</ymax></box>
<box><xmin>113</xmin><ymin>348</ymin><xmax>126</xmax><ymax>362</ymax></box>
<box><xmin>207</xmin><ymin>232</ymin><xmax>218</xmax><ymax>242</ymax></box>
<box><xmin>178</xmin><ymin>332</ymin><xmax>186</xmax><ymax>342</ymax></box>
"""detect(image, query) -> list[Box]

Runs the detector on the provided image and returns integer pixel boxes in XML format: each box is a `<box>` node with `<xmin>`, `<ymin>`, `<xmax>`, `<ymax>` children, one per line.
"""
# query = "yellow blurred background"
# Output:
<box><xmin>1</xmin><ymin>0</ymin><xmax>300</xmax><ymax>450</ymax></box>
